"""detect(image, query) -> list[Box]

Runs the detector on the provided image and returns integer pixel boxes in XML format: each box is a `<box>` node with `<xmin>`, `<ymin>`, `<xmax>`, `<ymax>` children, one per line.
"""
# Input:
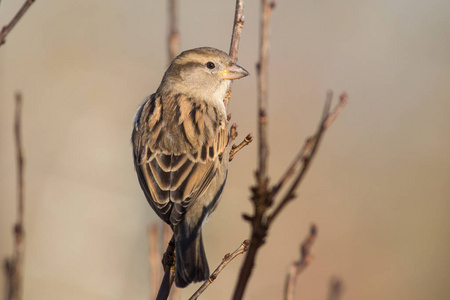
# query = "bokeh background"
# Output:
<box><xmin>1</xmin><ymin>1</ymin><xmax>449</xmax><ymax>299</ymax></box>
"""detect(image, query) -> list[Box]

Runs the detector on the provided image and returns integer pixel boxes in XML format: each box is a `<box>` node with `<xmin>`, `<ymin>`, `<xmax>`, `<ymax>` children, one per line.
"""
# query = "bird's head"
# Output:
<box><xmin>158</xmin><ymin>47</ymin><xmax>249</xmax><ymax>105</ymax></box>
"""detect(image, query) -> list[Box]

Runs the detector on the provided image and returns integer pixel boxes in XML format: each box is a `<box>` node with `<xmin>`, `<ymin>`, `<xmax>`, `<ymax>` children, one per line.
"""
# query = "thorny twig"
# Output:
<box><xmin>189</xmin><ymin>240</ymin><xmax>250</xmax><ymax>300</ymax></box>
<box><xmin>284</xmin><ymin>224</ymin><xmax>318</xmax><ymax>300</ymax></box>
<box><xmin>0</xmin><ymin>0</ymin><xmax>36</xmax><ymax>46</ymax></box>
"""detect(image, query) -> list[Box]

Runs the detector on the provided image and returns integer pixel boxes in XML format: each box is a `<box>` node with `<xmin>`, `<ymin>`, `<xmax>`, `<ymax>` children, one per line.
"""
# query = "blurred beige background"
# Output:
<box><xmin>1</xmin><ymin>1</ymin><xmax>449</xmax><ymax>299</ymax></box>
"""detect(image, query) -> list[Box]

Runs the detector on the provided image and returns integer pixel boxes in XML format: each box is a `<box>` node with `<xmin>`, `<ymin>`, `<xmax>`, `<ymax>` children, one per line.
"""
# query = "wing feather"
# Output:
<box><xmin>132</xmin><ymin>92</ymin><xmax>228</xmax><ymax>225</ymax></box>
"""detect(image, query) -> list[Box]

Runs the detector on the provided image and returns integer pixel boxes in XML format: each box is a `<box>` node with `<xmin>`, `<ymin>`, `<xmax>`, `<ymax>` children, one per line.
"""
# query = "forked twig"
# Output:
<box><xmin>189</xmin><ymin>240</ymin><xmax>250</xmax><ymax>300</ymax></box>
<box><xmin>229</xmin><ymin>134</ymin><xmax>253</xmax><ymax>161</ymax></box>
<box><xmin>0</xmin><ymin>0</ymin><xmax>36</xmax><ymax>46</ymax></box>
<box><xmin>268</xmin><ymin>93</ymin><xmax>348</xmax><ymax>225</ymax></box>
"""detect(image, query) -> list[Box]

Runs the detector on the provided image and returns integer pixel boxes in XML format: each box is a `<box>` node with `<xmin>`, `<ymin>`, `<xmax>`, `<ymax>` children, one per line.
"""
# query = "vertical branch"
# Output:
<box><xmin>256</xmin><ymin>0</ymin><xmax>274</xmax><ymax>183</ymax></box>
<box><xmin>229</xmin><ymin>0</ymin><xmax>245</xmax><ymax>62</ymax></box>
<box><xmin>4</xmin><ymin>93</ymin><xmax>26</xmax><ymax>300</ymax></box>
<box><xmin>0</xmin><ymin>0</ymin><xmax>36</xmax><ymax>46</ymax></box>
<box><xmin>13</xmin><ymin>92</ymin><xmax>25</xmax><ymax>300</ymax></box>
<box><xmin>167</xmin><ymin>0</ymin><xmax>179</xmax><ymax>62</ymax></box>
<box><xmin>15</xmin><ymin>93</ymin><xmax>25</xmax><ymax>250</ymax></box>
<box><xmin>225</xmin><ymin>0</ymin><xmax>245</xmax><ymax>112</ymax></box>
<box><xmin>232</xmin><ymin>2</ymin><xmax>275</xmax><ymax>300</ymax></box>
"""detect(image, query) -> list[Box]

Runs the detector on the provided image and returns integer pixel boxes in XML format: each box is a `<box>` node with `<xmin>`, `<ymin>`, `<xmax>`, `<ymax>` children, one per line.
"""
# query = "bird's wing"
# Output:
<box><xmin>132</xmin><ymin>93</ymin><xmax>228</xmax><ymax>225</ymax></box>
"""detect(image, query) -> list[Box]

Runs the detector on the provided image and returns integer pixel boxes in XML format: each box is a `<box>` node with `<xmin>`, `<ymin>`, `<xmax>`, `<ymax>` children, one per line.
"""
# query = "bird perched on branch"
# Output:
<box><xmin>132</xmin><ymin>47</ymin><xmax>249</xmax><ymax>287</ymax></box>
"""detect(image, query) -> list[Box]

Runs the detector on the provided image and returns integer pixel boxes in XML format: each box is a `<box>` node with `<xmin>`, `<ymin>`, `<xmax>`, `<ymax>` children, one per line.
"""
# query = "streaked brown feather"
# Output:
<box><xmin>132</xmin><ymin>92</ymin><xmax>228</xmax><ymax>225</ymax></box>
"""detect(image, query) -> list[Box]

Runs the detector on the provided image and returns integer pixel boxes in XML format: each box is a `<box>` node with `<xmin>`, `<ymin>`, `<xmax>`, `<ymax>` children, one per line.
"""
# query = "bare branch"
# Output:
<box><xmin>4</xmin><ymin>93</ymin><xmax>26</xmax><ymax>300</ymax></box>
<box><xmin>225</xmin><ymin>0</ymin><xmax>246</xmax><ymax>111</ymax></box>
<box><xmin>167</xmin><ymin>0</ymin><xmax>179</xmax><ymax>62</ymax></box>
<box><xmin>229</xmin><ymin>134</ymin><xmax>253</xmax><ymax>161</ymax></box>
<box><xmin>229</xmin><ymin>0</ymin><xmax>245</xmax><ymax>61</ymax></box>
<box><xmin>156</xmin><ymin>237</ymin><xmax>176</xmax><ymax>300</ymax></box>
<box><xmin>0</xmin><ymin>0</ymin><xmax>36</xmax><ymax>46</ymax></box>
<box><xmin>232</xmin><ymin>2</ymin><xmax>275</xmax><ymax>300</ymax></box>
<box><xmin>256</xmin><ymin>0</ymin><xmax>275</xmax><ymax>184</ymax></box>
<box><xmin>284</xmin><ymin>224</ymin><xmax>318</xmax><ymax>300</ymax></box>
<box><xmin>268</xmin><ymin>93</ymin><xmax>347</xmax><ymax>225</ymax></box>
<box><xmin>189</xmin><ymin>240</ymin><xmax>249</xmax><ymax>300</ymax></box>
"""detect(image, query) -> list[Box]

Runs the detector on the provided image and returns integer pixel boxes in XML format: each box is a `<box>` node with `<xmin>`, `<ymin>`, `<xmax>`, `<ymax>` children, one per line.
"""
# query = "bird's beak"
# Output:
<box><xmin>220</xmin><ymin>63</ymin><xmax>249</xmax><ymax>80</ymax></box>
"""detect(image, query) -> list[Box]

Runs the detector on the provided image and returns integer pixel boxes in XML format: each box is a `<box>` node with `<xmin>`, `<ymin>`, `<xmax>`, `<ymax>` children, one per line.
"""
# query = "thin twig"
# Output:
<box><xmin>229</xmin><ymin>0</ymin><xmax>245</xmax><ymax>61</ymax></box>
<box><xmin>284</xmin><ymin>224</ymin><xmax>318</xmax><ymax>300</ymax></box>
<box><xmin>268</xmin><ymin>93</ymin><xmax>347</xmax><ymax>226</ymax></box>
<box><xmin>270</xmin><ymin>92</ymin><xmax>332</xmax><ymax>197</ymax></box>
<box><xmin>225</xmin><ymin>0</ymin><xmax>252</xmax><ymax>162</ymax></box>
<box><xmin>4</xmin><ymin>93</ymin><xmax>26</xmax><ymax>300</ymax></box>
<box><xmin>156</xmin><ymin>237</ymin><xmax>176</xmax><ymax>300</ymax></box>
<box><xmin>232</xmin><ymin>2</ymin><xmax>275</xmax><ymax>300</ymax></box>
<box><xmin>229</xmin><ymin>134</ymin><xmax>253</xmax><ymax>161</ymax></box>
<box><xmin>225</xmin><ymin>0</ymin><xmax>245</xmax><ymax>111</ymax></box>
<box><xmin>189</xmin><ymin>240</ymin><xmax>250</xmax><ymax>300</ymax></box>
<box><xmin>256</xmin><ymin>0</ymin><xmax>274</xmax><ymax>183</ymax></box>
<box><xmin>0</xmin><ymin>0</ymin><xmax>36</xmax><ymax>46</ymax></box>
<box><xmin>167</xmin><ymin>0</ymin><xmax>179</xmax><ymax>62</ymax></box>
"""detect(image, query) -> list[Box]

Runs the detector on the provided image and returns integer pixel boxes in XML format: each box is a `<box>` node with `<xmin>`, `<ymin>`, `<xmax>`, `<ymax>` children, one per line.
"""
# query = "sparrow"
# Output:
<box><xmin>131</xmin><ymin>47</ymin><xmax>249</xmax><ymax>287</ymax></box>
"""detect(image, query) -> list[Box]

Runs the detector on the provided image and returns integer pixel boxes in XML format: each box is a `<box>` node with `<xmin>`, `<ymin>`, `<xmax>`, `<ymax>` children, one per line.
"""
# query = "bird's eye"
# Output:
<box><xmin>206</xmin><ymin>62</ymin><xmax>215</xmax><ymax>69</ymax></box>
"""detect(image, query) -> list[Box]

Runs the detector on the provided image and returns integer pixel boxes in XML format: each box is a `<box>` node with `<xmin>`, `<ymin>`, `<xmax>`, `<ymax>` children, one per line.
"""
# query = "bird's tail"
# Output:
<box><xmin>174</xmin><ymin>224</ymin><xmax>209</xmax><ymax>288</ymax></box>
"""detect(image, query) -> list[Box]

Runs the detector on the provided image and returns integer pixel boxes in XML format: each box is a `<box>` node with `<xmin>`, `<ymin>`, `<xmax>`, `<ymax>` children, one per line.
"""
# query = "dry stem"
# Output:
<box><xmin>229</xmin><ymin>0</ymin><xmax>245</xmax><ymax>61</ymax></box>
<box><xmin>189</xmin><ymin>240</ymin><xmax>250</xmax><ymax>300</ymax></box>
<box><xmin>0</xmin><ymin>0</ymin><xmax>36</xmax><ymax>46</ymax></box>
<box><xmin>232</xmin><ymin>2</ymin><xmax>275</xmax><ymax>299</ymax></box>
<box><xmin>229</xmin><ymin>134</ymin><xmax>253</xmax><ymax>161</ymax></box>
<box><xmin>284</xmin><ymin>224</ymin><xmax>318</xmax><ymax>300</ymax></box>
<box><xmin>4</xmin><ymin>93</ymin><xmax>26</xmax><ymax>300</ymax></box>
<box><xmin>232</xmin><ymin>1</ymin><xmax>348</xmax><ymax>298</ymax></box>
<box><xmin>268</xmin><ymin>93</ymin><xmax>348</xmax><ymax>225</ymax></box>
<box><xmin>225</xmin><ymin>0</ymin><xmax>245</xmax><ymax>111</ymax></box>
<box><xmin>156</xmin><ymin>237</ymin><xmax>176</xmax><ymax>300</ymax></box>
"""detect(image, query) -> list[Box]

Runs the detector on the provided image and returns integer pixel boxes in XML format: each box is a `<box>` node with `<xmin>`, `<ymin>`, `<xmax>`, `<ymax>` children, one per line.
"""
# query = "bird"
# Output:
<box><xmin>131</xmin><ymin>47</ymin><xmax>249</xmax><ymax>288</ymax></box>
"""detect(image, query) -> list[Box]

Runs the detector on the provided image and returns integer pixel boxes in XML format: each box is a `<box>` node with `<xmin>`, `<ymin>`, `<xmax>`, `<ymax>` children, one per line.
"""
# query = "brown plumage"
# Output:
<box><xmin>132</xmin><ymin>47</ymin><xmax>248</xmax><ymax>287</ymax></box>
